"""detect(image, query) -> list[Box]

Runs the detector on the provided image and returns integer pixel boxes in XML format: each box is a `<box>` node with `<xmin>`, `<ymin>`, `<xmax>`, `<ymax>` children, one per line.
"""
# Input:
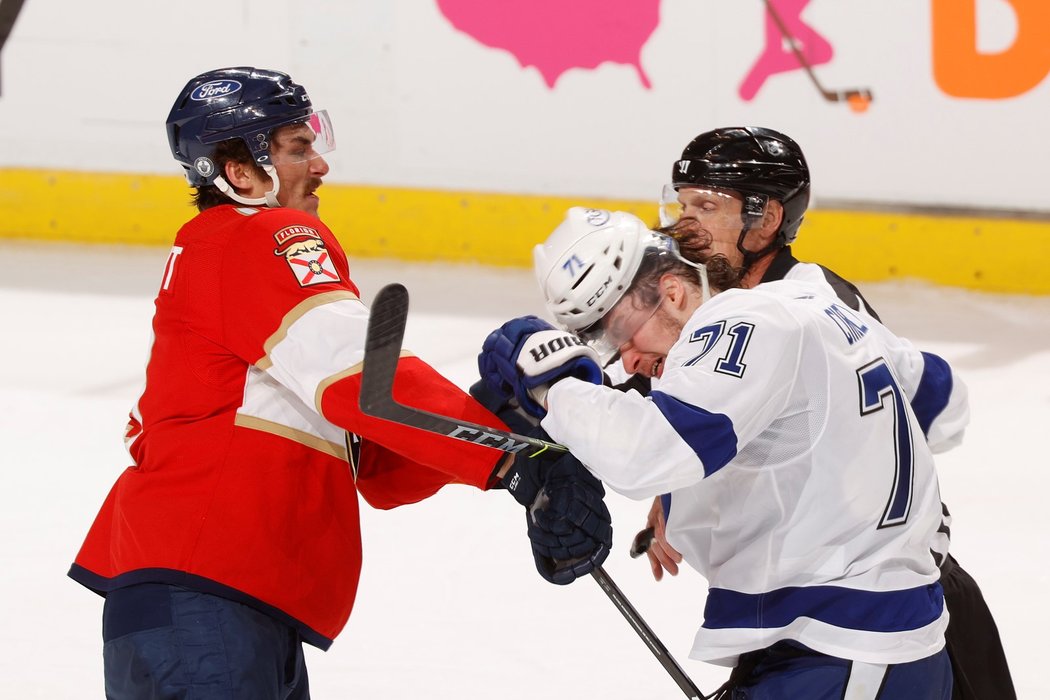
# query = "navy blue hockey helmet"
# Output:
<box><xmin>668</xmin><ymin>127</ymin><xmax>810</xmax><ymax>245</ymax></box>
<box><xmin>165</xmin><ymin>67</ymin><xmax>326</xmax><ymax>186</ymax></box>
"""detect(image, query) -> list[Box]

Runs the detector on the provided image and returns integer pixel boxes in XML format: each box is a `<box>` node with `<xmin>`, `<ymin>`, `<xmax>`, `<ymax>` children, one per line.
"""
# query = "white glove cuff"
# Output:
<box><xmin>516</xmin><ymin>330</ymin><xmax>601</xmax><ymax>377</ymax></box>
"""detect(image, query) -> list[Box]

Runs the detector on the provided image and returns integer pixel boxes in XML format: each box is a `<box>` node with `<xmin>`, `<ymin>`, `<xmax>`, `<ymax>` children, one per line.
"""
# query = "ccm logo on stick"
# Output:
<box><xmin>448</xmin><ymin>426</ymin><xmax>532</xmax><ymax>453</ymax></box>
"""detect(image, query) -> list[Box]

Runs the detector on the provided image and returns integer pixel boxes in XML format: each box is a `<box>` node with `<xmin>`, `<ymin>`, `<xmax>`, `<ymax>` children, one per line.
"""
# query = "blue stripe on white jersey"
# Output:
<box><xmin>703</xmin><ymin>583</ymin><xmax>944</xmax><ymax>633</ymax></box>
<box><xmin>650</xmin><ymin>390</ymin><xmax>737</xmax><ymax>477</ymax></box>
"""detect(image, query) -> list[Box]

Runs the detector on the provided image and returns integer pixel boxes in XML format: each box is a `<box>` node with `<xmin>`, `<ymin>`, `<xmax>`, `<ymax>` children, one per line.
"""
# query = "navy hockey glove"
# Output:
<box><xmin>500</xmin><ymin>445</ymin><xmax>612</xmax><ymax>585</ymax></box>
<box><xmin>477</xmin><ymin>315</ymin><xmax>555</xmax><ymax>415</ymax></box>
<box><xmin>468</xmin><ymin>379</ymin><xmax>541</xmax><ymax>438</ymax></box>
<box><xmin>497</xmin><ymin>441</ymin><xmax>553</xmax><ymax>511</ymax></box>
<box><xmin>527</xmin><ymin>452</ymin><xmax>612</xmax><ymax>585</ymax></box>
<box><xmin>478</xmin><ymin>316</ymin><xmax>603</xmax><ymax>418</ymax></box>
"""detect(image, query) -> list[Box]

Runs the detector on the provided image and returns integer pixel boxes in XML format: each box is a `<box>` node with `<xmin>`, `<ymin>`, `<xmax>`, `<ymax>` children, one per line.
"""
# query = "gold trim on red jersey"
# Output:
<box><xmin>234</xmin><ymin>414</ymin><xmax>349</xmax><ymax>461</ymax></box>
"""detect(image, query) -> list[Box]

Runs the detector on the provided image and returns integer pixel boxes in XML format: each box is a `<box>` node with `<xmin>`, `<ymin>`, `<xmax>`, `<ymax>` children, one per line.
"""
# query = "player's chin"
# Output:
<box><xmin>300</xmin><ymin>193</ymin><xmax>321</xmax><ymax>216</ymax></box>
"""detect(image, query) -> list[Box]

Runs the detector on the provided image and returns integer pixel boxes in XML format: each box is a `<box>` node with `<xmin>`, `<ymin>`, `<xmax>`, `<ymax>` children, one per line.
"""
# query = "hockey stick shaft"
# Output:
<box><xmin>360</xmin><ymin>283</ymin><xmax>705</xmax><ymax>698</ymax></box>
<box><xmin>592</xmin><ymin>565</ymin><xmax>704</xmax><ymax>698</ymax></box>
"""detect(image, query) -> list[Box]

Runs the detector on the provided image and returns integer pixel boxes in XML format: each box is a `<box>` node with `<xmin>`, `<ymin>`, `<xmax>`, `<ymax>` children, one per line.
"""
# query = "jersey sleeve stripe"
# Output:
<box><xmin>910</xmin><ymin>352</ymin><xmax>953</xmax><ymax>436</ymax></box>
<box><xmin>313</xmin><ymin>349</ymin><xmax>415</xmax><ymax>416</ymax></box>
<box><xmin>256</xmin><ymin>290</ymin><xmax>360</xmax><ymax>371</ymax></box>
<box><xmin>650</xmin><ymin>390</ymin><xmax>738</xmax><ymax>477</ymax></box>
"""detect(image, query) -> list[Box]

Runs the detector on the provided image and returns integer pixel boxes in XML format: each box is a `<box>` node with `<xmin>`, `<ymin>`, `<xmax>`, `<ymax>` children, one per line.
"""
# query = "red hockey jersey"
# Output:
<box><xmin>69</xmin><ymin>205</ymin><xmax>506</xmax><ymax>649</ymax></box>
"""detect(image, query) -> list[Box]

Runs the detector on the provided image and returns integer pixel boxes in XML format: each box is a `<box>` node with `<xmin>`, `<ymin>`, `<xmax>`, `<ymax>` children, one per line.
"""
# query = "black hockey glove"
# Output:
<box><xmin>471</xmin><ymin>380</ymin><xmax>612</xmax><ymax>585</ymax></box>
<box><xmin>469</xmin><ymin>379</ymin><xmax>540</xmax><ymax>438</ymax></box>
<box><xmin>501</xmin><ymin>448</ymin><xmax>612</xmax><ymax>585</ymax></box>
<box><xmin>526</xmin><ymin>451</ymin><xmax>612</xmax><ymax>585</ymax></box>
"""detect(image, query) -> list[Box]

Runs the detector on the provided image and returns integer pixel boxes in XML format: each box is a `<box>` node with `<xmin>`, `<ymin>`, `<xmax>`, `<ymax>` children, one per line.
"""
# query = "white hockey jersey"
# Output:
<box><xmin>542</xmin><ymin>280</ymin><xmax>969</xmax><ymax>666</ymax></box>
<box><xmin>771</xmin><ymin>258</ymin><xmax>956</xmax><ymax>566</ymax></box>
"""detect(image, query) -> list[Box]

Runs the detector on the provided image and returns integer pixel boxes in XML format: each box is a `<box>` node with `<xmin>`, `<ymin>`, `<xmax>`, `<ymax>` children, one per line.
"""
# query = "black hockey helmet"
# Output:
<box><xmin>671</xmin><ymin>127</ymin><xmax>810</xmax><ymax>245</ymax></box>
<box><xmin>166</xmin><ymin>67</ymin><xmax>321</xmax><ymax>186</ymax></box>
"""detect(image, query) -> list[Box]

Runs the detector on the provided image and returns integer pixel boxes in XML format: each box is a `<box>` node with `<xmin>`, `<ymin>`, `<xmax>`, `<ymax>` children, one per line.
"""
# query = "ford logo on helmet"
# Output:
<box><xmin>190</xmin><ymin>80</ymin><xmax>243</xmax><ymax>101</ymax></box>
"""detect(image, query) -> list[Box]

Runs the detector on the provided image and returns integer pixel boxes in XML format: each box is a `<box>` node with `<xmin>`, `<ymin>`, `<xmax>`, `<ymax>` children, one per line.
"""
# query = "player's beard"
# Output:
<box><xmin>653</xmin><ymin>306</ymin><xmax>687</xmax><ymax>350</ymax></box>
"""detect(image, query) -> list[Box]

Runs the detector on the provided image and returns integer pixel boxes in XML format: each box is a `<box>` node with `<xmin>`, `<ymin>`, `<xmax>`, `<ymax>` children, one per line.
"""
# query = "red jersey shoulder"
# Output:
<box><xmin>216</xmin><ymin>208</ymin><xmax>356</xmax><ymax>294</ymax></box>
<box><xmin>176</xmin><ymin>206</ymin><xmax>359</xmax><ymax>297</ymax></box>
<box><xmin>244</xmin><ymin>209</ymin><xmax>347</xmax><ymax>289</ymax></box>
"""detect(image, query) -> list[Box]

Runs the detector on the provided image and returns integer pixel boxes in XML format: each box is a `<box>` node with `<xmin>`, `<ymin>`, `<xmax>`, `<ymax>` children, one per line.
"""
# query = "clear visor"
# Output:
<box><xmin>578</xmin><ymin>290</ymin><xmax>664</xmax><ymax>364</ymax></box>
<box><xmin>576</xmin><ymin>231</ymin><xmax>682</xmax><ymax>364</ymax></box>
<box><xmin>659</xmin><ymin>184</ymin><xmax>764</xmax><ymax>226</ymax></box>
<box><xmin>269</xmin><ymin>109</ymin><xmax>336</xmax><ymax>165</ymax></box>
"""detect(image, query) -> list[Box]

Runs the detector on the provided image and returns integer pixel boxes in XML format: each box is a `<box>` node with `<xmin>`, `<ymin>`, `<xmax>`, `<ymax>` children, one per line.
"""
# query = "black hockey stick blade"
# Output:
<box><xmin>360</xmin><ymin>283</ymin><xmax>410</xmax><ymax>415</ymax></box>
<box><xmin>592</xmin><ymin>566</ymin><xmax>705</xmax><ymax>699</ymax></box>
<box><xmin>360</xmin><ymin>283</ymin><xmax>566</xmax><ymax>456</ymax></box>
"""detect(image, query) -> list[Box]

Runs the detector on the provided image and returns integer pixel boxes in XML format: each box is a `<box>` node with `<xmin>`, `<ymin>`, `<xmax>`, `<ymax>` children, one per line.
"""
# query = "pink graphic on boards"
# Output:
<box><xmin>739</xmin><ymin>0</ymin><xmax>834</xmax><ymax>100</ymax></box>
<box><xmin>436</xmin><ymin>0</ymin><xmax>659</xmax><ymax>88</ymax></box>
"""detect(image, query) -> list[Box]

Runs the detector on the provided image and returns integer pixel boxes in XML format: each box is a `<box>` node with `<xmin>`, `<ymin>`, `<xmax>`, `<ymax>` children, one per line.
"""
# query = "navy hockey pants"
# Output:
<box><xmin>102</xmin><ymin>583</ymin><xmax>310</xmax><ymax>700</ymax></box>
<box><xmin>726</xmin><ymin>641</ymin><xmax>952</xmax><ymax>700</ymax></box>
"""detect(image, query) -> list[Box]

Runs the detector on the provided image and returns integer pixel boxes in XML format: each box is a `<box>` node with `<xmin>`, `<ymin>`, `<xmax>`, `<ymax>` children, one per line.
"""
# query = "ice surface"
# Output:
<box><xmin>1</xmin><ymin>241</ymin><xmax>1046</xmax><ymax>698</ymax></box>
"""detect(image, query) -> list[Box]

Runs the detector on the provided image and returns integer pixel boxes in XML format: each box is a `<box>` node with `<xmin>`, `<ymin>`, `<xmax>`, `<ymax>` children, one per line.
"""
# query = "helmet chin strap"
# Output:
<box><xmin>735</xmin><ymin>218</ymin><xmax>759</xmax><ymax>272</ymax></box>
<box><xmin>736</xmin><ymin>217</ymin><xmax>780</xmax><ymax>276</ymax></box>
<box><xmin>678</xmin><ymin>257</ymin><xmax>712</xmax><ymax>304</ymax></box>
<box><xmin>697</xmin><ymin>263</ymin><xmax>711</xmax><ymax>303</ymax></box>
<box><xmin>213</xmin><ymin>164</ymin><xmax>282</xmax><ymax>208</ymax></box>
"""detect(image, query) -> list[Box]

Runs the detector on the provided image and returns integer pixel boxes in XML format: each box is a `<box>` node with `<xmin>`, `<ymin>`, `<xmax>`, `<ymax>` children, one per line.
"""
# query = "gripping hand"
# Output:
<box><xmin>468</xmin><ymin>379</ymin><xmax>541</xmax><ymax>438</ymax></box>
<box><xmin>479</xmin><ymin>316</ymin><xmax>603</xmax><ymax>418</ymax></box>
<box><xmin>501</xmin><ymin>445</ymin><xmax>612</xmax><ymax>585</ymax></box>
<box><xmin>528</xmin><ymin>452</ymin><xmax>612</xmax><ymax>584</ymax></box>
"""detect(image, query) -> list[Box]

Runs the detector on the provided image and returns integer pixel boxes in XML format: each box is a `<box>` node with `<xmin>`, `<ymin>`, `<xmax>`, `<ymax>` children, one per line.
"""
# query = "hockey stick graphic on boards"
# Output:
<box><xmin>359</xmin><ymin>283</ymin><xmax>706</xmax><ymax>700</ymax></box>
<box><xmin>761</xmin><ymin>0</ymin><xmax>873</xmax><ymax>110</ymax></box>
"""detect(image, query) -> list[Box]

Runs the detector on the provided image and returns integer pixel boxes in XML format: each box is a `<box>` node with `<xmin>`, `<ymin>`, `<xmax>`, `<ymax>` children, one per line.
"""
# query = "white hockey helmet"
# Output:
<box><xmin>535</xmin><ymin>207</ymin><xmax>712</xmax><ymax>363</ymax></box>
<box><xmin>534</xmin><ymin>207</ymin><xmax>653</xmax><ymax>333</ymax></box>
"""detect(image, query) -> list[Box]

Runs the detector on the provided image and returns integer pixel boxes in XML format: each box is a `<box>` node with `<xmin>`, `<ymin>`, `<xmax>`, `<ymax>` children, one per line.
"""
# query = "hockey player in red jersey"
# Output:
<box><xmin>68</xmin><ymin>67</ymin><xmax>611</xmax><ymax>699</ymax></box>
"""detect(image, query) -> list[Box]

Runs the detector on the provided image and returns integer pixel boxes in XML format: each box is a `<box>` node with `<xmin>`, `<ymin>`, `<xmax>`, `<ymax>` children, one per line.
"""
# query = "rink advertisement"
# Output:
<box><xmin>0</xmin><ymin>0</ymin><xmax>1048</xmax><ymax>292</ymax></box>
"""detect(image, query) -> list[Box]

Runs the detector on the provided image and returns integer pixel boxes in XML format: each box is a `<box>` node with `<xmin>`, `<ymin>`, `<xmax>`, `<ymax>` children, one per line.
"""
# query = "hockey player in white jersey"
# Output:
<box><xmin>656</xmin><ymin>127</ymin><xmax>1014</xmax><ymax>700</ymax></box>
<box><xmin>477</xmin><ymin>208</ymin><xmax>967</xmax><ymax>698</ymax></box>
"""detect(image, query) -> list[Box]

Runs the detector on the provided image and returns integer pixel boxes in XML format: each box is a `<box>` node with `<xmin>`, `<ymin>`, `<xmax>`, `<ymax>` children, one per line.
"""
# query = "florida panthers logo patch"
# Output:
<box><xmin>273</xmin><ymin>225</ymin><xmax>340</xmax><ymax>287</ymax></box>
